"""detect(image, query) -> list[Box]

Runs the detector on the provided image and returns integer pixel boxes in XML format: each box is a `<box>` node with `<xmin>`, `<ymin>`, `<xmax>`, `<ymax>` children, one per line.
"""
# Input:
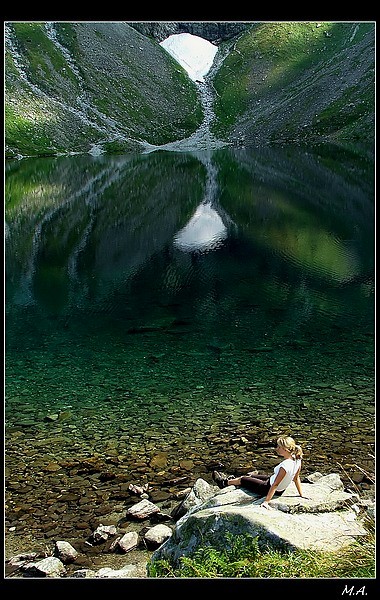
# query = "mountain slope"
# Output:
<box><xmin>5</xmin><ymin>22</ymin><xmax>375</xmax><ymax>158</ymax></box>
<box><xmin>5</xmin><ymin>22</ymin><xmax>203</xmax><ymax>158</ymax></box>
<box><xmin>212</xmin><ymin>22</ymin><xmax>375</xmax><ymax>147</ymax></box>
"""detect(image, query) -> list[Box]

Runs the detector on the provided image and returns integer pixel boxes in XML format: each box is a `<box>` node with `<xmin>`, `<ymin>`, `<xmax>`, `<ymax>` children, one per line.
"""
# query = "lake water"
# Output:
<box><xmin>5</xmin><ymin>144</ymin><xmax>375</xmax><ymax>542</ymax></box>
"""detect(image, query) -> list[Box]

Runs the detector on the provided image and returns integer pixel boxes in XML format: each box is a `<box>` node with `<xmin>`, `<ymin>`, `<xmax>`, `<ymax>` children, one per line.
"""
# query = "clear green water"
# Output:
<box><xmin>5</xmin><ymin>145</ymin><xmax>375</xmax><ymax>472</ymax></box>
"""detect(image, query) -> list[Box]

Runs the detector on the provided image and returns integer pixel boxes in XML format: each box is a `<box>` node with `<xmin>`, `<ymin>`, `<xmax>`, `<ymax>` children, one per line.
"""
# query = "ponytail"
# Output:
<box><xmin>293</xmin><ymin>444</ymin><xmax>303</xmax><ymax>460</ymax></box>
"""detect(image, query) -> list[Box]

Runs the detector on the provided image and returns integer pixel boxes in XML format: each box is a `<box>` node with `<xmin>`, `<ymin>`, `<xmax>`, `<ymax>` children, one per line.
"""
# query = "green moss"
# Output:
<box><xmin>102</xmin><ymin>139</ymin><xmax>142</xmax><ymax>154</ymax></box>
<box><xmin>5</xmin><ymin>103</ymin><xmax>57</xmax><ymax>157</ymax></box>
<box><xmin>312</xmin><ymin>85</ymin><xmax>374</xmax><ymax>138</ymax></box>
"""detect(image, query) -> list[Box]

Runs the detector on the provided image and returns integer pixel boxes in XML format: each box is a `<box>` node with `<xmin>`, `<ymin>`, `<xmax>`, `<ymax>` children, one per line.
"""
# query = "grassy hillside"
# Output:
<box><xmin>5</xmin><ymin>22</ymin><xmax>375</xmax><ymax>157</ymax></box>
<box><xmin>212</xmin><ymin>22</ymin><xmax>375</xmax><ymax>147</ymax></box>
<box><xmin>5</xmin><ymin>22</ymin><xmax>203</xmax><ymax>158</ymax></box>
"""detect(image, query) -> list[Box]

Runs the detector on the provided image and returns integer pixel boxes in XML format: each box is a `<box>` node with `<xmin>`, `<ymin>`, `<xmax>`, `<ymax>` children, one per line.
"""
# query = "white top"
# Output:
<box><xmin>270</xmin><ymin>457</ymin><xmax>301</xmax><ymax>491</ymax></box>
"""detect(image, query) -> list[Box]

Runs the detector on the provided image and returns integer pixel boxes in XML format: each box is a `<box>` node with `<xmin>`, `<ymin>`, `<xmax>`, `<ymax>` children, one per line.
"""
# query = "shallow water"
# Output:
<box><xmin>5</xmin><ymin>144</ymin><xmax>375</xmax><ymax>546</ymax></box>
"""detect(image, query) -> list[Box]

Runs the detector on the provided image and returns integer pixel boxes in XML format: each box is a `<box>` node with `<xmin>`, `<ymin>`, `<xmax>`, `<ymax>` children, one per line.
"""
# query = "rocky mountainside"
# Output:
<box><xmin>4</xmin><ymin>21</ymin><xmax>375</xmax><ymax>158</ymax></box>
<box><xmin>212</xmin><ymin>22</ymin><xmax>375</xmax><ymax>146</ymax></box>
<box><xmin>129</xmin><ymin>22</ymin><xmax>249</xmax><ymax>43</ymax></box>
<box><xmin>4</xmin><ymin>22</ymin><xmax>203</xmax><ymax>158</ymax></box>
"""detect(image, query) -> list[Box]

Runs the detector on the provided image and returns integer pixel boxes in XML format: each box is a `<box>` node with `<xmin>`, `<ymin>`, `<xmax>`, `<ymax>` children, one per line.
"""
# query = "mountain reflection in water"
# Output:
<box><xmin>5</xmin><ymin>145</ymin><xmax>374</xmax><ymax>446</ymax></box>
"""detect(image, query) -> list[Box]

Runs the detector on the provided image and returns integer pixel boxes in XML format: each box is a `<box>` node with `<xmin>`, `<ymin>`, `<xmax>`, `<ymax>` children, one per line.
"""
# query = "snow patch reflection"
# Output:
<box><xmin>173</xmin><ymin>202</ymin><xmax>227</xmax><ymax>252</ymax></box>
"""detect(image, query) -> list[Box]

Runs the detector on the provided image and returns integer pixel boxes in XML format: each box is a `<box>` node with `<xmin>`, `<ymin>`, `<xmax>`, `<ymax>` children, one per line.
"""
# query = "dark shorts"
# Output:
<box><xmin>240</xmin><ymin>474</ymin><xmax>285</xmax><ymax>497</ymax></box>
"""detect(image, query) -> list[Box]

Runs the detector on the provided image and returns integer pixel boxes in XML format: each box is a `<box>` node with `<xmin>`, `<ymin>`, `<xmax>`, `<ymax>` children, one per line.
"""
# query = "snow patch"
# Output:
<box><xmin>160</xmin><ymin>33</ymin><xmax>218</xmax><ymax>82</ymax></box>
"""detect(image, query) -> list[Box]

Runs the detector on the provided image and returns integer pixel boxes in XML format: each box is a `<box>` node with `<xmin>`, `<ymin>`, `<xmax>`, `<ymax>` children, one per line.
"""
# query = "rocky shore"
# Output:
<box><xmin>5</xmin><ymin>355</ymin><xmax>375</xmax><ymax>578</ymax></box>
<box><xmin>5</xmin><ymin>398</ymin><xmax>375</xmax><ymax>579</ymax></box>
<box><xmin>5</xmin><ymin>469</ymin><xmax>374</xmax><ymax>579</ymax></box>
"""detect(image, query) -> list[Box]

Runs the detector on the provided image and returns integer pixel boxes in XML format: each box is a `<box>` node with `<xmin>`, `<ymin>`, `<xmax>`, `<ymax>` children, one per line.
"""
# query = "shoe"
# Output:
<box><xmin>212</xmin><ymin>470</ymin><xmax>231</xmax><ymax>489</ymax></box>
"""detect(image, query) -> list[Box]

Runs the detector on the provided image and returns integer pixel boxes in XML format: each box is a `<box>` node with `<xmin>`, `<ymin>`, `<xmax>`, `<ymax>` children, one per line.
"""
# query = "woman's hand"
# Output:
<box><xmin>261</xmin><ymin>501</ymin><xmax>272</xmax><ymax>510</ymax></box>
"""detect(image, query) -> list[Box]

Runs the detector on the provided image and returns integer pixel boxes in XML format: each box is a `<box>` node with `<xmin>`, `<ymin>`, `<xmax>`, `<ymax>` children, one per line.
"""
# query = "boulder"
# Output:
<box><xmin>73</xmin><ymin>565</ymin><xmax>138</xmax><ymax>578</ymax></box>
<box><xmin>126</xmin><ymin>499</ymin><xmax>161</xmax><ymax>520</ymax></box>
<box><xmin>144</xmin><ymin>524</ymin><xmax>173</xmax><ymax>548</ymax></box>
<box><xmin>171</xmin><ymin>477</ymin><xmax>219</xmax><ymax>520</ymax></box>
<box><xmin>54</xmin><ymin>540</ymin><xmax>79</xmax><ymax>563</ymax></box>
<box><xmin>111</xmin><ymin>531</ymin><xmax>139</xmax><ymax>553</ymax></box>
<box><xmin>89</xmin><ymin>524</ymin><xmax>117</xmax><ymax>544</ymax></box>
<box><xmin>21</xmin><ymin>556</ymin><xmax>66</xmax><ymax>578</ymax></box>
<box><xmin>150</xmin><ymin>473</ymin><xmax>368</xmax><ymax>569</ymax></box>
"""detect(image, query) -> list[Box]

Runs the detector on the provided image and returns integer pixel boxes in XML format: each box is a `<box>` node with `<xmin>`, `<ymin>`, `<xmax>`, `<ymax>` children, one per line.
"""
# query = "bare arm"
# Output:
<box><xmin>262</xmin><ymin>467</ymin><xmax>286</xmax><ymax>507</ymax></box>
<box><xmin>293</xmin><ymin>466</ymin><xmax>303</xmax><ymax>497</ymax></box>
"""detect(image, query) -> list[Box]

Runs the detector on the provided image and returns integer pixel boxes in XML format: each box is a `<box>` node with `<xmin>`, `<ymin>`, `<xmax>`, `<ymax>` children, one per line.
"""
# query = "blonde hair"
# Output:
<box><xmin>277</xmin><ymin>436</ymin><xmax>303</xmax><ymax>460</ymax></box>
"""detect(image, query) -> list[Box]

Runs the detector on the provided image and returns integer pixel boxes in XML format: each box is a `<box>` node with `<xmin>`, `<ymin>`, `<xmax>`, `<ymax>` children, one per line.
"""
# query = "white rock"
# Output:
<box><xmin>23</xmin><ymin>556</ymin><xmax>66</xmax><ymax>578</ymax></box>
<box><xmin>55</xmin><ymin>540</ymin><xmax>79</xmax><ymax>563</ymax></box>
<box><xmin>91</xmin><ymin>524</ymin><xmax>117</xmax><ymax>543</ymax></box>
<box><xmin>144</xmin><ymin>524</ymin><xmax>173</xmax><ymax>548</ymax></box>
<box><xmin>151</xmin><ymin>474</ymin><xmax>369</xmax><ymax>569</ymax></box>
<box><xmin>116</xmin><ymin>531</ymin><xmax>139</xmax><ymax>552</ymax></box>
<box><xmin>95</xmin><ymin>565</ymin><xmax>138</xmax><ymax>578</ymax></box>
<box><xmin>126</xmin><ymin>499</ymin><xmax>160</xmax><ymax>520</ymax></box>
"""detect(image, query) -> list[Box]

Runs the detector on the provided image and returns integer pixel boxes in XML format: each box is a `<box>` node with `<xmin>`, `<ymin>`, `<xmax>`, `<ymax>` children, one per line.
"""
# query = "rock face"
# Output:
<box><xmin>129</xmin><ymin>22</ymin><xmax>249</xmax><ymax>43</ymax></box>
<box><xmin>150</xmin><ymin>473</ymin><xmax>368</xmax><ymax>569</ymax></box>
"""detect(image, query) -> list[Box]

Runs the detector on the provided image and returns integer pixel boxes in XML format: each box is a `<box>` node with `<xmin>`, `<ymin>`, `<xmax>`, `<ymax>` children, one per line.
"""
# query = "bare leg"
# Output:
<box><xmin>227</xmin><ymin>477</ymin><xmax>242</xmax><ymax>486</ymax></box>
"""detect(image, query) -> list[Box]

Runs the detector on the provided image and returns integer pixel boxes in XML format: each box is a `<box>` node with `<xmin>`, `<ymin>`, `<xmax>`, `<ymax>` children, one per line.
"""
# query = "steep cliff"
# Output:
<box><xmin>129</xmin><ymin>22</ymin><xmax>249</xmax><ymax>43</ymax></box>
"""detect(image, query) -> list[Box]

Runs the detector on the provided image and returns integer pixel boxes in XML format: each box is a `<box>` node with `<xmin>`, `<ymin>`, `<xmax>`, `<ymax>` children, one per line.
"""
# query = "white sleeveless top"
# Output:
<box><xmin>269</xmin><ymin>457</ymin><xmax>301</xmax><ymax>492</ymax></box>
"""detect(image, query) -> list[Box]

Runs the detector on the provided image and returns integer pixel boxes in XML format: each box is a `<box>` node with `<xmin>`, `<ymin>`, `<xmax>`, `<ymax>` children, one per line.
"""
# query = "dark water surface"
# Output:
<box><xmin>5</xmin><ymin>145</ymin><xmax>375</xmax><ymax>546</ymax></box>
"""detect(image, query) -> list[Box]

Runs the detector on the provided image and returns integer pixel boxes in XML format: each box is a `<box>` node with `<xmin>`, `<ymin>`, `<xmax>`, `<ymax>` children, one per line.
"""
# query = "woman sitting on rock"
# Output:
<box><xmin>212</xmin><ymin>435</ymin><xmax>304</xmax><ymax>510</ymax></box>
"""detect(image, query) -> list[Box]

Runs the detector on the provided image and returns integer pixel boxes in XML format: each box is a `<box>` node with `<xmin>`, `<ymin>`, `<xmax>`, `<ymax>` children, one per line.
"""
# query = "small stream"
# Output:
<box><xmin>142</xmin><ymin>79</ymin><xmax>226</xmax><ymax>153</ymax></box>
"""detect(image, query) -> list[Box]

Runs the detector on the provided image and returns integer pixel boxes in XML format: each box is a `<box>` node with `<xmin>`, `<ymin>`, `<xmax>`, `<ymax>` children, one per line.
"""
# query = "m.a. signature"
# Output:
<box><xmin>342</xmin><ymin>585</ymin><xmax>367</xmax><ymax>596</ymax></box>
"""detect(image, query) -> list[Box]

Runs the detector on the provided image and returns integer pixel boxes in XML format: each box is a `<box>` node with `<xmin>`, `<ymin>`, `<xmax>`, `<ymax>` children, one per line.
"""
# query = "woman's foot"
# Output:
<box><xmin>212</xmin><ymin>470</ymin><xmax>232</xmax><ymax>488</ymax></box>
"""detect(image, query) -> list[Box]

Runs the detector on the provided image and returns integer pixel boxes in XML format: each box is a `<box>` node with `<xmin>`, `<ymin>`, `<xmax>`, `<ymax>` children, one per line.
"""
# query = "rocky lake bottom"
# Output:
<box><xmin>5</xmin><ymin>327</ymin><xmax>375</xmax><ymax>576</ymax></box>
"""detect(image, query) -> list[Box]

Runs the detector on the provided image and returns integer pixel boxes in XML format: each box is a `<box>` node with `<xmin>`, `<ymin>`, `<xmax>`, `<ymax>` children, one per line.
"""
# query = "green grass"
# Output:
<box><xmin>5</xmin><ymin>23</ymin><xmax>203</xmax><ymax>156</ymax></box>
<box><xmin>11</xmin><ymin>22</ymin><xmax>78</xmax><ymax>85</ymax></box>
<box><xmin>4</xmin><ymin>103</ymin><xmax>60</xmax><ymax>157</ymax></box>
<box><xmin>212</xmin><ymin>22</ymin><xmax>375</xmax><ymax>143</ymax></box>
<box><xmin>213</xmin><ymin>22</ymin><xmax>335</xmax><ymax>135</ymax></box>
<box><xmin>147</xmin><ymin>520</ymin><xmax>375</xmax><ymax>578</ymax></box>
<box><xmin>312</xmin><ymin>83</ymin><xmax>374</xmax><ymax>138</ymax></box>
